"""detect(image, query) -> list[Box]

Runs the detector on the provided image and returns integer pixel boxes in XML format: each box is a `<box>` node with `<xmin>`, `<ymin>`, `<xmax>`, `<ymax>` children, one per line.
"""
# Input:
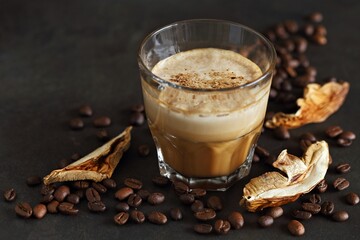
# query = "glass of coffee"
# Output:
<box><xmin>138</xmin><ymin>19</ymin><xmax>276</xmax><ymax>190</ymax></box>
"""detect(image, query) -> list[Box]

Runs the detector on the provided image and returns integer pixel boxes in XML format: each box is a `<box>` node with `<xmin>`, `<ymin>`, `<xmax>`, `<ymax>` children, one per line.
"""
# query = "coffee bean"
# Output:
<box><xmin>255</xmin><ymin>146</ymin><xmax>270</xmax><ymax>158</ymax></box>
<box><xmin>315</xmin><ymin>25</ymin><xmax>327</xmax><ymax>36</ymax></box>
<box><xmin>337</xmin><ymin>138</ymin><xmax>352</xmax><ymax>147</ymax></box>
<box><xmin>26</xmin><ymin>176</ymin><xmax>42</xmax><ymax>186</ymax></box>
<box><xmin>137</xmin><ymin>189</ymin><xmax>150</xmax><ymax>200</ymax></box>
<box><xmin>321</xmin><ymin>201</ymin><xmax>335</xmax><ymax>216</ymax></box>
<box><xmin>101</xmin><ymin>178</ymin><xmax>116</xmax><ymax>189</ymax></box>
<box><xmin>79</xmin><ymin>104</ymin><xmax>93</xmax><ymax>117</ymax></box>
<box><xmin>91</xmin><ymin>182</ymin><xmax>107</xmax><ymax>194</ymax></box>
<box><xmin>194</xmin><ymin>208</ymin><xmax>216</xmax><ymax>221</ymax></box>
<box><xmin>170</xmin><ymin>208</ymin><xmax>183</xmax><ymax>221</ymax></box>
<box><xmin>4</xmin><ymin>188</ymin><xmax>16</xmax><ymax>202</ymax></box>
<box><xmin>40</xmin><ymin>184</ymin><xmax>55</xmax><ymax>196</ymax></box>
<box><xmin>333</xmin><ymin>177</ymin><xmax>350</xmax><ymax>191</ymax></box>
<box><xmin>339</xmin><ymin>131</ymin><xmax>356</xmax><ymax>140</ymax></box>
<box><xmin>269</xmin><ymin>88</ymin><xmax>278</xmax><ymax>100</ymax></box>
<box><xmin>332</xmin><ymin>210</ymin><xmax>349</xmax><ymax>222</ymax></box>
<box><xmin>138</xmin><ymin>144</ymin><xmax>150</xmax><ymax>157</ymax></box>
<box><xmin>301</xmin><ymin>132</ymin><xmax>317</xmax><ymax>142</ymax></box>
<box><xmin>294</xmin><ymin>37</ymin><xmax>308</xmax><ymax>53</ymax></box>
<box><xmin>58</xmin><ymin>202</ymin><xmax>79</xmax><ymax>215</ymax></box>
<box><xmin>69</xmin><ymin>118</ymin><xmax>84</xmax><ymax>130</ymax></box>
<box><xmin>325</xmin><ymin>125</ymin><xmax>343</xmax><ymax>138</ymax></box>
<box><xmin>313</xmin><ymin>34</ymin><xmax>327</xmax><ymax>45</ymax></box>
<box><xmin>130</xmin><ymin>112</ymin><xmax>145</xmax><ymax>126</ymax></box>
<box><xmin>74</xmin><ymin>189</ymin><xmax>85</xmax><ymax>199</ymax></box>
<box><xmin>190</xmin><ymin>188</ymin><xmax>207</xmax><ymax>198</ymax></box>
<box><xmin>148</xmin><ymin>211</ymin><xmax>167</xmax><ymax>225</ymax></box>
<box><xmin>266</xmin><ymin>206</ymin><xmax>283</xmax><ymax>218</ymax></box>
<box><xmin>15</xmin><ymin>202</ymin><xmax>32</xmax><ymax>218</ymax></box>
<box><xmin>114</xmin><ymin>212</ymin><xmax>129</xmax><ymax>225</ymax></box>
<box><xmin>274</xmin><ymin>24</ymin><xmax>288</xmax><ymax>39</ymax></box>
<box><xmin>309</xmin><ymin>194</ymin><xmax>321</xmax><ymax>204</ymax></box>
<box><xmin>54</xmin><ymin>185</ymin><xmax>70</xmax><ymax>202</ymax></box>
<box><xmin>173</xmin><ymin>181</ymin><xmax>189</xmax><ymax>194</ymax></box>
<box><xmin>207</xmin><ymin>196</ymin><xmax>222</xmax><ymax>211</ymax></box>
<box><xmin>70</xmin><ymin>153</ymin><xmax>81</xmax><ymax>161</ymax></box>
<box><xmin>274</xmin><ymin>126</ymin><xmax>290</xmax><ymax>140</ymax></box>
<box><xmin>191</xmin><ymin>200</ymin><xmax>204</xmax><ymax>213</ymax></box>
<box><xmin>288</xmin><ymin>220</ymin><xmax>305</xmax><ymax>236</ymax></box>
<box><xmin>284</xmin><ymin>20</ymin><xmax>299</xmax><ymax>33</ymax></box>
<box><xmin>257</xmin><ymin>215</ymin><xmax>274</xmax><ymax>228</ymax></box>
<box><xmin>47</xmin><ymin>200</ymin><xmax>59</xmax><ymax>214</ymax></box>
<box><xmin>303</xmin><ymin>23</ymin><xmax>315</xmax><ymax>36</ymax></box>
<box><xmin>72</xmin><ymin>180</ymin><xmax>89</xmax><ymax>189</ymax></box>
<box><xmin>88</xmin><ymin>201</ymin><xmax>106</xmax><ymax>212</ymax></box>
<box><xmin>124</xmin><ymin>178</ymin><xmax>143</xmax><ymax>190</ymax></box>
<box><xmin>115</xmin><ymin>187</ymin><xmax>134</xmax><ymax>201</ymax></box>
<box><xmin>179</xmin><ymin>193</ymin><xmax>195</xmax><ymax>205</ymax></box>
<box><xmin>85</xmin><ymin>187</ymin><xmax>101</xmax><ymax>202</ymax></box>
<box><xmin>264</xmin><ymin>30</ymin><xmax>276</xmax><ymax>42</ymax></box>
<box><xmin>96</xmin><ymin>129</ymin><xmax>110</xmax><ymax>142</ymax></box>
<box><xmin>66</xmin><ymin>194</ymin><xmax>80</xmax><ymax>205</ymax></box>
<box><xmin>228</xmin><ymin>211</ymin><xmax>244</xmax><ymax>229</ymax></box>
<box><xmin>336</xmin><ymin>163</ymin><xmax>351</xmax><ymax>174</ymax></box>
<box><xmin>214</xmin><ymin>219</ymin><xmax>231</xmax><ymax>235</ymax></box>
<box><xmin>130</xmin><ymin>210</ymin><xmax>145</xmax><ymax>223</ymax></box>
<box><xmin>194</xmin><ymin>224</ymin><xmax>213</xmax><ymax>234</ymax></box>
<box><xmin>307</xmin><ymin>11</ymin><xmax>323</xmax><ymax>23</ymax></box>
<box><xmin>302</xmin><ymin>202</ymin><xmax>321</xmax><ymax>214</ymax></box>
<box><xmin>33</xmin><ymin>204</ymin><xmax>47</xmax><ymax>219</ymax></box>
<box><xmin>131</xmin><ymin>104</ymin><xmax>145</xmax><ymax>113</ymax></box>
<box><xmin>316</xmin><ymin>179</ymin><xmax>328</xmax><ymax>193</ymax></box>
<box><xmin>41</xmin><ymin>194</ymin><xmax>54</xmax><ymax>203</ymax></box>
<box><xmin>292</xmin><ymin>210</ymin><xmax>312</xmax><ymax>220</ymax></box>
<box><xmin>147</xmin><ymin>192</ymin><xmax>165</xmax><ymax>205</ymax></box>
<box><xmin>127</xmin><ymin>194</ymin><xmax>142</xmax><ymax>207</ymax></box>
<box><xmin>345</xmin><ymin>192</ymin><xmax>359</xmax><ymax>206</ymax></box>
<box><xmin>93</xmin><ymin>116</ymin><xmax>111</xmax><ymax>127</ymax></box>
<box><xmin>252</xmin><ymin>153</ymin><xmax>260</xmax><ymax>163</ymax></box>
<box><xmin>152</xmin><ymin>176</ymin><xmax>170</xmax><ymax>187</ymax></box>
<box><xmin>116</xmin><ymin>202</ymin><xmax>130</xmax><ymax>212</ymax></box>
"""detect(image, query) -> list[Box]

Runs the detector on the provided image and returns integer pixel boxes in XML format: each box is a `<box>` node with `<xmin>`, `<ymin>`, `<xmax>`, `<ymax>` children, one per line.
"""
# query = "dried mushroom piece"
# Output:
<box><xmin>240</xmin><ymin>141</ymin><xmax>329</xmax><ymax>212</ymax></box>
<box><xmin>43</xmin><ymin>126</ymin><xmax>132</xmax><ymax>185</ymax></box>
<box><xmin>266</xmin><ymin>81</ymin><xmax>349</xmax><ymax>129</ymax></box>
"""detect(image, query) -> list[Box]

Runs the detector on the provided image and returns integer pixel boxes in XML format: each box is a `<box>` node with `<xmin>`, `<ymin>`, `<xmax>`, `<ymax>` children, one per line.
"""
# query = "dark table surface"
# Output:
<box><xmin>1</xmin><ymin>0</ymin><xmax>359</xmax><ymax>239</ymax></box>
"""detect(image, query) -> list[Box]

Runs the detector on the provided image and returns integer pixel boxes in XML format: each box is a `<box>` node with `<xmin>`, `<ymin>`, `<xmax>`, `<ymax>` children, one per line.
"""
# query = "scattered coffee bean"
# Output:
<box><xmin>345</xmin><ymin>192</ymin><xmax>359</xmax><ymax>206</ymax></box>
<box><xmin>100</xmin><ymin>179</ymin><xmax>116</xmax><ymax>189</ymax></box>
<box><xmin>170</xmin><ymin>208</ymin><xmax>183</xmax><ymax>221</ymax></box>
<box><xmin>93</xmin><ymin>116</ymin><xmax>111</xmax><ymax>127</ymax></box>
<box><xmin>124</xmin><ymin>178</ymin><xmax>143</xmax><ymax>190</ymax></box>
<box><xmin>214</xmin><ymin>219</ymin><xmax>231</xmax><ymax>235</ymax></box>
<box><xmin>333</xmin><ymin>177</ymin><xmax>350</xmax><ymax>191</ymax></box>
<box><xmin>332</xmin><ymin>210</ymin><xmax>349</xmax><ymax>222</ymax></box>
<box><xmin>33</xmin><ymin>204</ymin><xmax>47</xmax><ymax>219</ymax></box>
<box><xmin>115</xmin><ymin>187</ymin><xmax>134</xmax><ymax>201</ymax></box>
<box><xmin>255</xmin><ymin>146</ymin><xmax>270</xmax><ymax>158</ymax></box>
<box><xmin>58</xmin><ymin>202</ymin><xmax>79</xmax><ymax>215</ymax></box>
<box><xmin>41</xmin><ymin>194</ymin><xmax>54</xmax><ymax>203</ymax></box>
<box><xmin>274</xmin><ymin>126</ymin><xmax>290</xmax><ymax>140</ymax></box>
<box><xmin>321</xmin><ymin>201</ymin><xmax>335</xmax><ymax>216</ymax></box>
<box><xmin>148</xmin><ymin>211</ymin><xmax>167</xmax><ymax>225</ymax></box>
<box><xmin>302</xmin><ymin>202</ymin><xmax>321</xmax><ymax>214</ymax></box>
<box><xmin>96</xmin><ymin>129</ymin><xmax>110</xmax><ymax>142</ymax></box>
<box><xmin>191</xmin><ymin>200</ymin><xmax>204</xmax><ymax>212</ymax></box>
<box><xmin>190</xmin><ymin>188</ymin><xmax>207</xmax><ymax>198</ymax></box>
<box><xmin>315</xmin><ymin>25</ymin><xmax>327</xmax><ymax>36</ymax></box>
<box><xmin>152</xmin><ymin>176</ymin><xmax>169</xmax><ymax>187</ymax></box>
<box><xmin>337</xmin><ymin>137</ymin><xmax>352</xmax><ymax>147</ymax></box>
<box><xmin>194</xmin><ymin>208</ymin><xmax>216</xmax><ymax>221</ymax></box>
<box><xmin>54</xmin><ymin>185</ymin><xmax>70</xmax><ymax>202</ymax></box>
<box><xmin>173</xmin><ymin>181</ymin><xmax>189</xmax><ymax>194</ymax></box>
<box><xmin>66</xmin><ymin>194</ymin><xmax>80</xmax><ymax>205</ymax></box>
<box><xmin>207</xmin><ymin>196</ymin><xmax>222</xmax><ymax>211</ymax></box>
<box><xmin>85</xmin><ymin>187</ymin><xmax>101</xmax><ymax>202</ymax></box>
<box><xmin>137</xmin><ymin>189</ymin><xmax>150</xmax><ymax>200</ymax></box>
<box><xmin>301</xmin><ymin>132</ymin><xmax>317</xmax><ymax>142</ymax></box>
<box><xmin>74</xmin><ymin>189</ymin><xmax>85</xmax><ymax>199</ymax></box>
<box><xmin>47</xmin><ymin>200</ymin><xmax>59</xmax><ymax>214</ymax></box>
<box><xmin>284</xmin><ymin>20</ymin><xmax>299</xmax><ymax>33</ymax></box>
<box><xmin>26</xmin><ymin>176</ymin><xmax>42</xmax><ymax>186</ymax></box>
<box><xmin>114</xmin><ymin>212</ymin><xmax>129</xmax><ymax>225</ymax></box>
<box><xmin>91</xmin><ymin>182</ymin><xmax>107</xmax><ymax>194</ymax></box>
<box><xmin>288</xmin><ymin>220</ymin><xmax>305</xmax><ymax>236</ymax></box>
<box><xmin>138</xmin><ymin>144</ymin><xmax>150</xmax><ymax>157</ymax></box>
<box><xmin>131</xmin><ymin>104</ymin><xmax>145</xmax><ymax>113</ymax></box>
<box><xmin>40</xmin><ymin>184</ymin><xmax>55</xmax><ymax>196</ymax></box>
<box><xmin>228</xmin><ymin>211</ymin><xmax>244</xmax><ymax>229</ymax></box>
<box><xmin>130</xmin><ymin>112</ymin><xmax>145</xmax><ymax>126</ymax></box>
<box><xmin>303</xmin><ymin>23</ymin><xmax>315</xmax><ymax>36</ymax></box>
<box><xmin>88</xmin><ymin>201</ymin><xmax>106</xmax><ymax>212</ymax></box>
<box><xmin>336</xmin><ymin>163</ymin><xmax>351</xmax><ymax>174</ymax></box>
<box><xmin>309</xmin><ymin>194</ymin><xmax>321</xmax><ymax>204</ymax></box>
<box><xmin>266</xmin><ymin>206</ymin><xmax>283</xmax><ymax>218</ymax></box>
<box><xmin>257</xmin><ymin>215</ymin><xmax>274</xmax><ymax>228</ymax></box>
<box><xmin>325</xmin><ymin>125</ymin><xmax>343</xmax><ymax>138</ymax></box>
<box><xmin>194</xmin><ymin>224</ymin><xmax>213</xmax><ymax>234</ymax></box>
<box><xmin>147</xmin><ymin>192</ymin><xmax>165</xmax><ymax>205</ymax></box>
<box><xmin>72</xmin><ymin>180</ymin><xmax>89</xmax><ymax>189</ymax></box>
<box><xmin>292</xmin><ymin>210</ymin><xmax>312</xmax><ymax>220</ymax></box>
<box><xmin>4</xmin><ymin>188</ymin><xmax>16</xmax><ymax>202</ymax></box>
<box><xmin>79</xmin><ymin>104</ymin><xmax>93</xmax><ymax>117</ymax></box>
<box><xmin>130</xmin><ymin>210</ymin><xmax>145</xmax><ymax>223</ymax></box>
<box><xmin>316</xmin><ymin>179</ymin><xmax>328</xmax><ymax>193</ymax></box>
<box><xmin>300</xmin><ymin>139</ymin><xmax>313</xmax><ymax>151</ymax></box>
<box><xmin>15</xmin><ymin>202</ymin><xmax>32</xmax><ymax>218</ymax></box>
<box><xmin>116</xmin><ymin>202</ymin><xmax>130</xmax><ymax>212</ymax></box>
<box><xmin>339</xmin><ymin>131</ymin><xmax>356</xmax><ymax>140</ymax></box>
<box><xmin>69</xmin><ymin>118</ymin><xmax>84</xmax><ymax>130</ymax></box>
<box><xmin>127</xmin><ymin>194</ymin><xmax>142</xmax><ymax>207</ymax></box>
<box><xmin>307</xmin><ymin>11</ymin><xmax>323</xmax><ymax>23</ymax></box>
<box><xmin>179</xmin><ymin>193</ymin><xmax>195</xmax><ymax>205</ymax></box>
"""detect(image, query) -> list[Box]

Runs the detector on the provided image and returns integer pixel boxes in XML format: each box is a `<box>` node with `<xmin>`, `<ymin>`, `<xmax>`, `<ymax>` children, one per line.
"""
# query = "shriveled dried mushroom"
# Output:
<box><xmin>266</xmin><ymin>82</ymin><xmax>349</xmax><ymax>129</ymax></box>
<box><xmin>240</xmin><ymin>141</ymin><xmax>329</xmax><ymax>212</ymax></box>
<box><xmin>43</xmin><ymin>127</ymin><xmax>132</xmax><ymax>185</ymax></box>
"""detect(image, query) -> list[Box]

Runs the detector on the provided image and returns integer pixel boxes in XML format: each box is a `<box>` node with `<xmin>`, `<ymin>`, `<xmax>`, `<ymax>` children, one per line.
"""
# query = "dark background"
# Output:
<box><xmin>0</xmin><ymin>0</ymin><xmax>359</xmax><ymax>239</ymax></box>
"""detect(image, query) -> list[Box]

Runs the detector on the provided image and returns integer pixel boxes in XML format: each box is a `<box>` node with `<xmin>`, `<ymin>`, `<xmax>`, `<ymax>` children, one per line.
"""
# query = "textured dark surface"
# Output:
<box><xmin>0</xmin><ymin>0</ymin><xmax>359</xmax><ymax>239</ymax></box>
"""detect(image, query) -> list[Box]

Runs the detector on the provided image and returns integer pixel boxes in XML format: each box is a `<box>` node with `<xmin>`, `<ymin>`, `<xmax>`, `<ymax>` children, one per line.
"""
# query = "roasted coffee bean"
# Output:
<box><xmin>288</xmin><ymin>220</ymin><xmax>305</xmax><ymax>236</ymax></box>
<box><xmin>130</xmin><ymin>210</ymin><xmax>145</xmax><ymax>223</ymax></box>
<box><xmin>282</xmin><ymin>40</ymin><xmax>295</xmax><ymax>53</ymax></box>
<box><xmin>74</xmin><ymin>189</ymin><xmax>85</xmax><ymax>199</ymax></box>
<box><xmin>115</xmin><ymin>187</ymin><xmax>134</xmax><ymax>201</ymax></box>
<box><xmin>302</xmin><ymin>202</ymin><xmax>321</xmax><ymax>214</ymax></box>
<box><xmin>321</xmin><ymin>201</ymin><xmax>335</xmax><ymax>216</ymax></box>
<box><xmin>214</xmin><ymin>219</ymin><xmax>231</xmax><ymax>235</ymax></box>
<box><xmin>307</xmin><ymin>11</ymin><xmax>323</xmax><ymax>23</ymax></box>
<box><xmin>41</xmin><ymin>194</ymin><xmax>54</xmax><ymax>203</ymax></box>
<box><xmin>313</xmin><ymin>34</ymin><xmax>327</xmax><ymax>45</ymax></box>
<box><xmin>190</xmin><ymin>188</ymin><xmax>207</xmax><ymax>198</ymax></box>
<box><xmin>131</xmin><ymin>104</ymin><xmax>145</xmax><ymax>113</ymax></box>
<box><xmin>301</xmin><ymin>132</ymin><xmax>317</xmax><ymax>142</ymax></box>
<box><xmin>40</xmin><ymin>184</ymin><xmax>55</xmax><ymax>196</ymax></box>
<box><xmin>292</xmin><ymin>210</ymin><xmax>312</xmax><ymax>220</ymax></box>
<box><xmin>69</xmin><ymin>118</ymin><xmax>84</xmax><ymax>130</ymax></box>
<box><xmin>284</xmin><ymin>20</ymin><xmax>299</xmax><ymax>33</ymax></box>
<box><xmin>274</xmin><ymin>126</ymin><xmax>290</xmax><ymax>140</ymax></box>
<box><xmin>194</xmin><ymin>224</ymin><xmax>213</xmax><ymax>234</ymax></box>
<box><xmin>91</xmin><ymin>182</ymin><xmax>107</xmax><ymax>194</ymax></box>
<box><xmin>148</xmin><ymin>211</ymin><xmax>167</xmax><ymax>225</ymax></box>
<box><xmin>309</xmin><ymin>194</ymin><xmax>321</xmax><ymax>204</ymax></box>
<box><xmin>138</xmin><ymin>144</ymin><xmax>150</xmax><ymax>157</ymax></box>
<box><xmin>4</xmin><ymin>188</ymin><xmax>16</xmax><ymax>202</ymax></box>
<box><xmin>124</xmin><ymin>178</ymin><xmax>143</xmax><ymax>190</ymax></box>
<box><xmin>33</xmin><ymin>204</ymin><xmax>47</xmax><ymax>219</ymax></box>
<box><xmin>252</xmin><ymin>153</ymin><xmax>260</xmax><ymax>163</ymax></box>
<box><xmin>207</xmin><ymin>196</ymin><xmax>222</xmax><ymax>211</ymax></box>
<box><xmin>101</xmin><ymin>178</ymin><xmax>116</xmax><ymax>189</ymax></box>
<box><xmin>127</xmin><ymin>194</ymin><xmax>142</xmax><ymax>207</ymax></box>
<box><xmin>137</xmin><ymin>189</ymin><xmax>150</xmax><ymax>200</ymax></box>
<box><xmin>66</xmin><ymin>194</ymin><xmax>80</xmax><ymax>205</ymax></box>
<box><xmin>116</xmin><ymin>202</ymin><xmax>130</xmax><ymax>212</ymax></box>
<box><xmin>173</xmin><ymin>181</ymin><xmax>189</xmax><ymax>194</ymax></box>
<box><xmin>269</xmin><ymin>88</ymin><xmax>278</xmax><ymax>100</ymax></box>
<box><xmin>72</xmin><ymin>180</ymin><xmax>89</xmax><ymax>189</ymax></box>
<box><xmin>284</xmin><ymin>66</ymin><xmax>297</xmax><ymax>78</ymax></box>
<box><xmin>228</xmin><ymin>211</ymin><xmax>244</xmax><ymax>229</ymax></box>
<box><xmin>26</xmin><ymin>176</ymin><xmax>42</xmax><ymax>186</ymax></box>
<box><xmin>294</xmin><ymin>37</ymin><xmax>308</xmax><ymax>53</ymax></box>
<box><xmin>93</xmin><ymin>116</ymin><xmax>111</xmax><ymax>127</ymax></box>
<box><xmin>315</xmin><ymin>25</ymin><xmax>327</xmax><ymax>36</ymax></box>
<box><xmin>152</xmin><ymin>176</ymin><xmax>169</xmax><ymax>187</ymax></box>
<box><xmin>264</xmin><ymin>30</ymin><xmax>276</xmax><ymax>42</ymax></box>
<box><xmin>337</xmin><ymin>138</ymin><xmax>352</xmax><ymax>147</ymax></box>
<box><xmin>88</xmin><ymin>201</ymin><xmax>106</xmax><ymax>212</ymax></box>
<box><xmin>147</xmin><ymin>192</ymin><xmax>165</xmax><ymax>205</ymax></box>
<box><xmin>336</xmin><ymin>163</ymin><xmax>351</xmax><ymax>174</ymax></box>
<box><xmin>70</xmin><ymin>153</ymin><xmax>81</xmax><ymax>161</ymax></box>
<box><xmin>333</xmin><ymin>177</ymin><xmax>350</xmax><ymax>191</ymax></box>
<box><xmin>130</xmin><ymin>112</ymin><xmax>145</xmax><ymax>126</ymax></box>
<box><xmin>179</xmin><ymin>193</ymin><xmax>195</xmax><ymax>205</ymax></box>
<box><xmin>257</xmin><ymin>215</ymin><xmax>274</xmax><ymax>227</ymax></box>
<box><xmin>266</xmin><ymin>206</ymin><xmax>283</xmax><ymax>218</ymax></box>
<box><xmin>194</xmin><ymin>208</ymin><xmax>216</xmax><ymax>221</ymax></box>
<box><xmin>332</xmin><ymin>210</ymin><xmax>349</xmax><ymax>222</ymax></box>
<box><xmin>298</xmin><ymin>54</ymin><xmax>310</xmax><ymax>67</ymax></box>
<box><xmin>274</xmin><ymin>24</ymin><xmax>288</xmax><ymax>39</ymax></box>
<box><xmin>345</xmin><ymin>192</ymin><xmax>359</xmax><ymax>206</ymax></box>
<box><xmin>114</xmin><ymin>212</ymin><xmax>129</xmax><ymax>225</ymax></box>
<box><xmin>79</xmin><ymin>104</ymin><xmax>93</xmax><ymax>117</ymax></box>
<box><xmin>255</xmin><ymin>146</ymin><xmax>270</xmax><ymax>158</ymax></box>
<box><xmin>300</xmin><ymin>139</ymin><xmax>313</xmax><ymax>151</ymax></box>
<box><xmin>85</xmin><ymin>187</ymin><xmax>101</xmax><ymax>202</ymax></box>
<box><xmin>47</xmin><ymin>200</ymin><xmax>59</xmax><ymax>214</ymax></box>
<box><xmin>15</xmin><ymin>202</ymin><xmax>32</xmax><ymax>218</ymax></box>
<box><xmin>325</xmin><ymin>125</ymin><xmax>343</xmax><ymax>138</ymax></box>
<box><xmin>58</xmin><ymin>202</ymin><xmax>79</xmax><ymax>215</ymax></box>
<box><xmin>339</xmin><ymin>131</ymin><xmax>356</xmax><ymax>140</ymax></box>
<box><xmin>303</xmin><ymin>23</ymin><xmax>315</xmax><ymax>36</ymax></box>
<box><xmin>58</xmin><ymin>158</ymin><xmax>71</xmax><ymax>168</ymax></box>
<box><xmin>54</xmin><ymin>185</ymin><xmax>70</xmax><ymax>202</ymax></box>
<box><xmin>191</xmin><ymin>200</ymin><xmax>204</xmax><ymax>212</ymax></box>
<box><xmin>317</xmin><ymin>179</ymin><xmax>328</xmax><ymax>193</ymax></box>
<box><xmin>170</xmin><ymin>208</ymin><xmax>183</xmax><ymax>221</ymax></box>
<box><xmin>96</xmin><ymin>129</ymin><xmax>110</xmax><ymax>142</ymax></box>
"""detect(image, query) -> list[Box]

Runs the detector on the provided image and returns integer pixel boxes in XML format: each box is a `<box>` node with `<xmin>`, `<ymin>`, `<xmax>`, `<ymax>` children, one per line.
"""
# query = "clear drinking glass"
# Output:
<box><xmin>138</xmin><ymin>19</ymin><xmax>276</xmax><ymax>190</ymax></box>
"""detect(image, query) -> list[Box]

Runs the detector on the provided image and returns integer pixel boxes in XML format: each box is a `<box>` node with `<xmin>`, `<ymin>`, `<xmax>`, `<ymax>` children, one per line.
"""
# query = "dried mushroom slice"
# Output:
<box><xmin>240</xmin><ymin>141</ymin><xmax>329</xmax><ymax>212</ymax></box>
<box><xmin>266</xmin><ymin>81</ymin><xmax>349</xmax><ymax>129</ymax></box>
<box><xmin>43</xmin><ymin>126</ymin><xmax>132</xmax><ymax>185</ymax></box>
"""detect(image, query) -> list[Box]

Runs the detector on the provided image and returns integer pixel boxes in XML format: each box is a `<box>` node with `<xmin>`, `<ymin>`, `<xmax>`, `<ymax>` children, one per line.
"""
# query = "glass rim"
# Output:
<box><xmin>138</xmin><ymin>19</ymin><xmax>277</xmax><ymax>92</ymax></box>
